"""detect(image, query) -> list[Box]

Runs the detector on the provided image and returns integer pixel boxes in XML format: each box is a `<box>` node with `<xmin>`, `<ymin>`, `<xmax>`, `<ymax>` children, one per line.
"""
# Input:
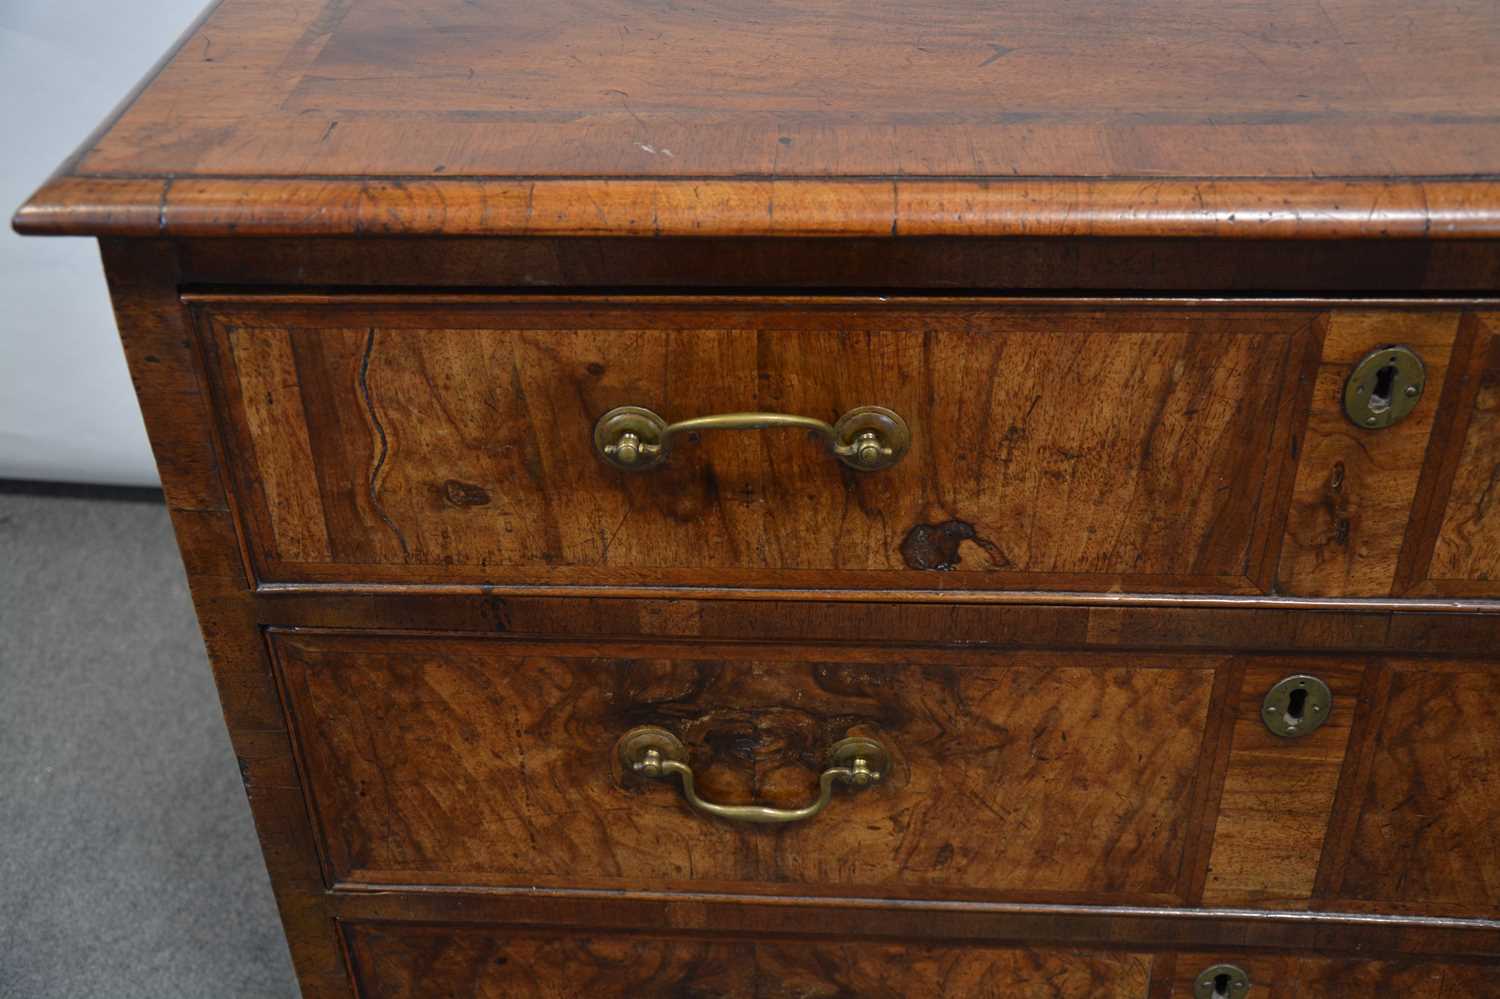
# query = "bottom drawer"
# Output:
<box><xmin>344</xmin><ymin>924</ymin><xmax>1154</xmax><ymax>998</ymax></box>
<box><xmin>342</xmin><ymin>923</ymin><xmax>1500</xmax><ymax>998</ymax></box>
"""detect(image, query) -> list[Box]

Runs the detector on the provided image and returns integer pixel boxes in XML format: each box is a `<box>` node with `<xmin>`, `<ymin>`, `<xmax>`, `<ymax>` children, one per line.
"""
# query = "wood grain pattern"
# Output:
<box><xmin>1157</xmin><ymin>953</ymin><xmax>1500</xmax><ymax>998</ymax></box>
<box><xmin>14</xmin><ymin>0</ymin><xmax>1500</xmax><ymax>237</ymax></box>
<box><xmin>333</xmin><ymin>888</ymin><xmax>1500</xmax><ymax>958</ymax></box>
<box><xmin>202</xmin><ymin>299</ymin><xmax>1313</xmax><ymax>592</ymax></box>
<box><xmin>226</xmin><ymin>327</ymin><xmax>331</xmax><ymax>562</ymax></box>
<box><xmin>1200</xmin><ymin>662</ymin><xmax>1362</xmax><ymax>908</ymax></box>
<box><xmin>1337</xmin><ymin>662</ymin><xmax>1500</xmax><ymax>915</ymax></box>
<box><xmin>1429</xmin><ymin>315</ymin><xmax>1500</xmax><ymax>590</ymax></box>
<box><xmin>1276</xmin><ymin>311</ymin><xmax>1461</xmax><ymax>596</ymax></box>
<box><xmin>1163</xmin><ymin>952</ymin><xmax>1296</xmax><ymax>998</ymax></box>
<box><xmin>344</xmin><ymin>925</ymin><xmax>1156</xmax><ymax>999</ymax></box>
<box><xmin>173</xmin><ymin>237</ymin><xmax>1500</xmax><ymax>295</ymax></box>
<box><xmin>344</xmin><ymin>929</ymin><xmax>1500</xmax><ymax>998</ymax></box>
<box><xmin>254</xmin><ymin>588</ymin><xmax>1500</xmax><ymax>656</ymax></box>
<box><xmin>19</xmin><ymin>176</ymin><xmax>1500</xmax><ymax>240</ymax></box>
<box><xmin>97</xmin><ymin>241</ymin><xmax>352</xmax><ymax>998</ymax></box>
<box><xmin>1294</xmin><ymin>957</ymin><xmax>1500</xmax><ymax>997</ymax></box>
<box><xmin>58</xmin><ymin>0</ymin><xmax>1500</xmax><ymax>180</ymax></box>
<box><xmin>274</xmin><ymin>633</ymin><xmax>1219</xmax><ymax>900</ymax></box>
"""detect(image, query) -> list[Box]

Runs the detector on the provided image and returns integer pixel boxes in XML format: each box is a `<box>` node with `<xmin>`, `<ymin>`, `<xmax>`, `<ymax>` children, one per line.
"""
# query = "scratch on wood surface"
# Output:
<box><xmin>979</xmin><ymin>42</ymin><xmax>1012</xmax><ymax>66</ymax></box>
<box><xmin>358</xmin><ymin>328</ymin><xmax>410</xmax><ymax>555</ymax></box>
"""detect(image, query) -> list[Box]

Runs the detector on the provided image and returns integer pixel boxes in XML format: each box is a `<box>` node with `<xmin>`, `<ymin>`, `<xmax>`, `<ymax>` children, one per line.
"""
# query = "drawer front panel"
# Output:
<box><xmin>277</xmin><ymin>632</ymin><xmax>1500</xmax><ymax>916</ymax></box>
<box><xmin>1332</xmin><ymin>662</ymin><xmax>1500</xmax><ymax>916</ymax></box>
<box><xmin>202</xmin><ymin>299</ymin><xmax>1339</xmax><ymax>592</ymax></box>
<box><xmin>1410</xmin><ymin>311</ymin><xmax>1500</xmax><ymax>596</ymax></box>
<box><xmin>1162</xmin><ymin>952</ymin><xmax>1500</xmax><ymax>998</ymax></box>
<box><xmin>276</xmin><ymin>633</ymin><xmax>1223</xmax><ymax>901</ymax></box>
<box><xmin>342</xmin><ymin>924</ymin><xmax>1500</xmax><ymax>998</ymax></box>
<box><xmin>344</xmin><ymin>924</ymin><xmax>1156</xmax><ymax>998</ymax></box>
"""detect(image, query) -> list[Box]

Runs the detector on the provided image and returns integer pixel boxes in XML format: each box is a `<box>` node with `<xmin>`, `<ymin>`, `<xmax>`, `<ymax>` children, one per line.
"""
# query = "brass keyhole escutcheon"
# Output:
<box><xmin>1262</xmin><ymin>674</ymin><xmax>1332</xmax><ymax>738</ymax></box>
<box><xmin>1194</xmin><ymin>964</ymin><xmax>1251</xmax><ymax>998</ymax></box>
<box><xmin>1343</xmin><ymin>344</ymin><xmax>1425</xmax><ymax>429</ymax></box>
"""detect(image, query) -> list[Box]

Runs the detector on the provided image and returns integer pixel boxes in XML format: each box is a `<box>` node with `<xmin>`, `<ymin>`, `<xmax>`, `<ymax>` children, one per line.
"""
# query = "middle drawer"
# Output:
<box><xmin>275</xmin><ymin>631</ymin><xmax>1384</xmax><ymax>908</ymax></box>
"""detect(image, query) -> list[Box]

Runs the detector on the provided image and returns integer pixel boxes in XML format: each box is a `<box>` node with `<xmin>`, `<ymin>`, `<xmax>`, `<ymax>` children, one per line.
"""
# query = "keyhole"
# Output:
<box><xmin>1196</xmin><ymin>962</ymin><xmax>1249</xmax><ymax>998</ymax></box>
<box><xmin>1262</xmin><ymin>675</ymin><xmax>1331</xmax><ymax>738</ymax></box>
<box><xmin>1368</xmin><ymin>362</ymin><xmax>1399</xmax><ymax>414</ymax></box>
<box><xmin>1343</xmin><ymin>346</ymin><xmax>1424</xmax><ymax>430</ymax></box>
<box><xmin>1287</xmin><ymin>686</ymin><xmax>1308</xmax><ymax>722</ymax></box>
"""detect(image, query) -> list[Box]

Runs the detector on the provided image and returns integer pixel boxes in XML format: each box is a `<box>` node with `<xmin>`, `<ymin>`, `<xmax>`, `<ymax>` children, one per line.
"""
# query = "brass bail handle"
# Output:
<box><xmin>593</xmin><ymin>405</ymin><xmax>910</xmax><ymax>472</ymax></box>
<box><xmin>615</xmin><ymin>726</ymin><xmax>889</xmax><ymax>825</ymax></box>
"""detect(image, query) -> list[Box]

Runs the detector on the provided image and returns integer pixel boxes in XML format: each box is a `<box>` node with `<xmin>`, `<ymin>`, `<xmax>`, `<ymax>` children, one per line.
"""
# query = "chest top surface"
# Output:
<box><xmin>14</xmin><ymin>0</ymin><xmax>1500</xmax><ymax>238</ymax></box>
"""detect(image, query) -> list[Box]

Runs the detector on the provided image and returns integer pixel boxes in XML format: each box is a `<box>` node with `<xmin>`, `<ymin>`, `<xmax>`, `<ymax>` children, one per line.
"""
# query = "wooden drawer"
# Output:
<box><xmin>199</xmin><ymin>296</ymin><xmax>1491</xmax><ymax>597</ymax></box>
<box><xmin>343</xmin><ymin>925</ymin><xmax>1156</xmax><ymax>997</ymax></box>
<box><xmin>1158</xmin><ymin>952</ymin><xmax>1500</xmax><ymax>998</ymax></box>
<box><xmin>272</xmin><ymin>631</ymin><xmax>1498</xmax><ymax>915</ymax></box>
<box><xmin>277</xmin><ymin>633</ymin><xmax>1222</xmax><ymax>902</ymax></box>
<box><xmin>340</xmin><ymin>923</ymin><xmax>1500</xmax><ymax>998</ymax></box>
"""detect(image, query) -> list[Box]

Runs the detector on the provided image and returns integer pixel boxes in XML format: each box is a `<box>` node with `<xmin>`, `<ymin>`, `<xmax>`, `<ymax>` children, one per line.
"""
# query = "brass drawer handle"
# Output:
<box><xmin>616</xmin><ymin>726</ymin><xmax>889</xmax><ymax>825</ymax></box>
<box><xmin>593</xmin><ymin>405</ymin><xmax>910</xmax><ymax>472</ymax></box>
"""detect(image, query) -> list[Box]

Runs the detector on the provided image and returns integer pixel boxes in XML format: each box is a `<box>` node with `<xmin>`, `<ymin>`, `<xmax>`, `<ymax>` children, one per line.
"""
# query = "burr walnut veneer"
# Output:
<box><xmin>16</xmin><ymin>0</ymin><xmax>1500</xmax><ymax>995</ymax></box>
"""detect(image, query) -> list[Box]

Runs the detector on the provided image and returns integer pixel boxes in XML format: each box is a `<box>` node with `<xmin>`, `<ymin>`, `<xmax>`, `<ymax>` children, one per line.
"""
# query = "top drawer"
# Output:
<box><xmin>194</xmin><ymin>297</ymin><xmax>1496</xmax><ymax>598</ymax></box>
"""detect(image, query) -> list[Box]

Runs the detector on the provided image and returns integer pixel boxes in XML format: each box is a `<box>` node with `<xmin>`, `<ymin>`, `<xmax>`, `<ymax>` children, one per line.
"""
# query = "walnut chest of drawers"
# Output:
<box><xmin>16</xmin><ymin>0</ymin><xmax>1500</xmax><ymax>995</ymax></box>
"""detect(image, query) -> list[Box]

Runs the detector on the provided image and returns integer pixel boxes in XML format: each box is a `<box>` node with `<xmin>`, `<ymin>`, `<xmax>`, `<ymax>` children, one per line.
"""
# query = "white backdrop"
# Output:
<box><xmin>2</xmin><ymin>1</ymin><xmax>209</xmax><ymax>487</ymax></box>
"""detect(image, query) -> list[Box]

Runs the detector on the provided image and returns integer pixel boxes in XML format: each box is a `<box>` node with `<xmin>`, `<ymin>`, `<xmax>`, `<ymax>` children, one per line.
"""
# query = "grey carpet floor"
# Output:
<box><xmin>1</xmin><ymin>484</ymin><xmax>299</xmax><ymax>998</ymax></box>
